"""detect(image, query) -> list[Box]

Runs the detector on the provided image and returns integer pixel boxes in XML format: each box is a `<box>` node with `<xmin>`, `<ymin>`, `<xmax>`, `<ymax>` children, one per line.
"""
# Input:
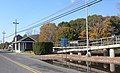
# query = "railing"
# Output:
<box><xmin>90</xmin><ymin>35</ymin><xmax>120</xmax><ymax>46</ymax></box>
<box><xmin>54</xmin><ymin>35</ymin><xmax>120</xmax><ymax>47</ymax></box>
<box><xmin>53</xmin><ymin>35</ymin><xmax>120</xmax><ymax>53</ymax></box>
<box><xmin>55</xmin><ymin>35</ymin><xmax>120</xmax><ymax>48</ymax></box>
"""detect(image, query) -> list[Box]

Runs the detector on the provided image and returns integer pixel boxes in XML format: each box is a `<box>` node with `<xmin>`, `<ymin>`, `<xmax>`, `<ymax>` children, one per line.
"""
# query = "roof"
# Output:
<box><xmin>12</xmin><ymin>34</ymin><xmax>23</xmax><ymax>42</ymax></box>
<box><xmin>12</xmin><ymin>34</ymin><xmax>38</xmax><ymax>43</ymax></box>
<box><xmin>18</xmin><ymin>36</ymin><xmax>36</xmax><ymax>42</ymax></box>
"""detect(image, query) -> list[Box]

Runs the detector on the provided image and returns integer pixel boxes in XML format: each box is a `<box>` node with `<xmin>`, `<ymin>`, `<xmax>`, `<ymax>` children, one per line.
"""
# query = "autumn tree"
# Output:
<box><xmin>58</xmin><ymin>18</ymin><xmax>86</xmax><ymax>40</ymax></box>
<box><xmin>89</xmin><ymin>18</ymin><xmax>113</xmax><ymax>39</ymax></box>
<box><xmin>69</xmin><ymin>18</ymin><xmax>86</xmax><ymax>36</ymax></box>
<box><xmin>39</xmin><ymin>15</ymin><xmax>120</xmax><ymax>43</ymax></box>
<box><xmin>79</xmin><ymin>15</ymin><xmax>114</xmax><ymax>40</ymax></box>
<box><xmin>39</xmin><ymin>23</ymin><xmax>57</xmax><ymax>42</ymax></box>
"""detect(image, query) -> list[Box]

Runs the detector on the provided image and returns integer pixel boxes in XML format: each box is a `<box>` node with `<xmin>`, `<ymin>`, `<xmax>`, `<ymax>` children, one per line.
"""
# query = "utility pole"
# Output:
<box><xmin>2</xmin><ymin>31</ymin><xmax>5</xmax><ymax>49</ymax></box>
<box><xmin>86</xmin><ymin>0</ymin><xmax>89</xmax><ymax>55</ymax></box>
<box><xmin>86</xmin><ymin>0</ymin><xmax>91</xmax><ymax>57</ymax></box>
<box><xmin>13</xmin><ymin>19</ymin><xmax>19</xmax><ymax>52</ymax></box>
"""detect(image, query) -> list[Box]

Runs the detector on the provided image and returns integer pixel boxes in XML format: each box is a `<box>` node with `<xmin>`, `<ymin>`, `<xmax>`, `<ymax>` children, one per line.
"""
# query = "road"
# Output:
<box><xmin>0</xmin><ymin>50</ymin><xmax>80</xmax><ymax>73</ymax></box>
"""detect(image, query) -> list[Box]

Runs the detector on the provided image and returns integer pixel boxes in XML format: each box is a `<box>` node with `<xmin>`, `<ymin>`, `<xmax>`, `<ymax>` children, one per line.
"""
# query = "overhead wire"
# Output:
<box><xmin>5</xmin><ymin>0</ymin><xmax>82</xmax><ymax>39</ymax></box>
<box><xmin>17</xmin><ymin>0</ymin><xmax>102</xmax><ymax>33</ymax></box>
<box><xmin>18</xmin><ymin>0</ymin><xmax>82</xmax><ymax>29</ymax></box>
<box><xmin>5</xmin><ymin>0</ymin><xmax>102</xmax><ymax>40</ymax></box>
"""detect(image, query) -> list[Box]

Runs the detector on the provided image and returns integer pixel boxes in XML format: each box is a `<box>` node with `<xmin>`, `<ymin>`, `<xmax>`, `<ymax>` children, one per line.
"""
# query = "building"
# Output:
<box><xmin>10</xmin><ymin>34</ymin><xmax>38</xmax><ymax>53</ymax></box>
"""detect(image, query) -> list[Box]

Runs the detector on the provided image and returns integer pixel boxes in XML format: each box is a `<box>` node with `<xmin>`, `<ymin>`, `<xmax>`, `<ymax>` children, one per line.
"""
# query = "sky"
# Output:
<box><xmin>0</xmin><ymin>0</ymin><xmax>120</xmax><ymax>42</ymax></box>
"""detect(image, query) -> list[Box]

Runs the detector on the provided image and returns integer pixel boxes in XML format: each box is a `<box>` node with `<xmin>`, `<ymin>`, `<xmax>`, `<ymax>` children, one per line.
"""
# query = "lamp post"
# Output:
<box><xmin>13</xmin><ymin>19</ymin><xmax>19</xmax><ymax>52</ymax></box>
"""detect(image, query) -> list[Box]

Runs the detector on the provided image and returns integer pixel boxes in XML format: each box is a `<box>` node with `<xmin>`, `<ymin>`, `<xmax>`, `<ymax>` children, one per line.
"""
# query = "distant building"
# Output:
<box><xmin>10</xmin><ymin>34</ymin><xmax>38</xmax><ymax>53</ymax></box>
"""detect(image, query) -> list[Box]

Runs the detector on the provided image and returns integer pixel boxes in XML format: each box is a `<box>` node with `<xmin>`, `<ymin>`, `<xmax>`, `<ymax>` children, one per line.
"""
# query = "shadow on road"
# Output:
<box><xmin>0</xmin><ymin>49</ymin><xmax>13</xmax><ymax>53</ymax></box>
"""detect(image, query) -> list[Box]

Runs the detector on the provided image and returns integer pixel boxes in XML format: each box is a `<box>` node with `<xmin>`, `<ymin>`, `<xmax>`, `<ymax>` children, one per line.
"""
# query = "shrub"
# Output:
<box><xmin>33</xmin><ymin>42</ymin><xmax>53</xmax><ymax>55</ymax></box>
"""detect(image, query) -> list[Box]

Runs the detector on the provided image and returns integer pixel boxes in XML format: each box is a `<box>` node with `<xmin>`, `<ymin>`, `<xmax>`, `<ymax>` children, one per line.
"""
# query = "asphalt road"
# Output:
<box><xmin>0</xmin><ymin>50</ymin><xmax>81</xmax><ymax>73</ymax></box>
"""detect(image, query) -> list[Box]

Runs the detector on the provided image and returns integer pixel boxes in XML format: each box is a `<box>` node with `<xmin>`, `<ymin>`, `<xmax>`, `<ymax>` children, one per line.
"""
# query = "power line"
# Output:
<box><xmin>5</xmin><ymin>33</ymin><xmax>14</xmax><ymax>38</ymax></box>
<box><xmin>5</xmin><ymin>0</ymin><xmax>102</xmax><ymax>39</ymax></box>
<box><xmin>18</xmin><ymin>0</ymin><xmax>82</xmax><ymax>29</ymax></box>
<box><xmin>5</xmin><ymin>0</ymin><xmax>82</xmax><ymax>39</ymax></box>
<box><xmin>17</xmin><ymin>0</ymin><xmax>102</xmax><ymax>33</ymax></box>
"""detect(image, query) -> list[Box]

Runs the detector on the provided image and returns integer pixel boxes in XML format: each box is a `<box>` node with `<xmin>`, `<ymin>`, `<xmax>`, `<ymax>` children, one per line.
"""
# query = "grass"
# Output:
<box><xmin>23</xmin><ymin>51</ymin><xmax>35</xmax><ymax>55</ymax></box>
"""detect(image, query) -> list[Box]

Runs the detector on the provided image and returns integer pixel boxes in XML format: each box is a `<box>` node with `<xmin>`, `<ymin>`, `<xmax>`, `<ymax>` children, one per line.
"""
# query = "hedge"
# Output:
<box><xmin>33</xmin><ymin>42</ymin><xmax>53</xmax><ymax>55</ymax></box>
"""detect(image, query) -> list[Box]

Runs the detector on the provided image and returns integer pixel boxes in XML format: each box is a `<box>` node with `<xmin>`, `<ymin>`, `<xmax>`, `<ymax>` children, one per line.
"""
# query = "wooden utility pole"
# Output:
<box><xmin>13</xmin><ymin>19</ymin><xmax>19</xmax><ymax>52</ymax></box>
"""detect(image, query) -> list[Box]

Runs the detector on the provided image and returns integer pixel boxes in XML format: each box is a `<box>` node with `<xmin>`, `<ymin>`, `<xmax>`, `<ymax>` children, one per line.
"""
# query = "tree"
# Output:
<box><xmin>0</xmin><ymin>42</ymin><xmax>10</xmax><ymax>49</ymax></box>
<box><xmin>23</xmin><ymin>34</ymin><xmax>27</xmax><ymax>37</ymax></box>
<box><xmin>69</xmin><ymin>18</ymin><xmax>86</xmax><ymax>36</ymax></box>
<box><xmin>39</xmin><ymin>23</ymin><xmax>57</xmax><ymax>42</ymax></box>
<box><xmin>33</xmin><ymin>42</ymin><xmax>53</xmax><ymax>55</ymax></box>
<box><xmin>110</xmin><ymin>16</ymin><xmax>120</xmax><ymax>35</ymax></box>
<box><xmin>56</xmin><ymin>27</ymin><xmax>76</xmax><ymax>41</ymax></box>
<box><xmin>58</xmin><ymin>21</ymin><xmax>70</xmax><ymax>27</ymax></box>
<box><xmin>79</xmin><ymin>16</ymin><xmax>113</xmax><ymax>40</ymax></box>
<box><xmin>89</xmin><ymin>18</ymin><xmax>113</xmax><ymax>39</ymax></box>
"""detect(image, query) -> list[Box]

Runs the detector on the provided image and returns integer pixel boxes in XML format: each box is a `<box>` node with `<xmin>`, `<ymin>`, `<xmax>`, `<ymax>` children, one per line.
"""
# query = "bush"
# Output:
<box><xmin>33</xmin><ymin>42</ymin><xmax>53</xmax><ymax>55</ymax></box>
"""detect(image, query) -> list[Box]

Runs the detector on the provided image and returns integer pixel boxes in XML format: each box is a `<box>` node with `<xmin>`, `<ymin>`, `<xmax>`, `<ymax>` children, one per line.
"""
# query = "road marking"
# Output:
<box><xmin>0</xmin><ymin>55</ymin><xmax>42</xmax><ymax>73</ymax></box>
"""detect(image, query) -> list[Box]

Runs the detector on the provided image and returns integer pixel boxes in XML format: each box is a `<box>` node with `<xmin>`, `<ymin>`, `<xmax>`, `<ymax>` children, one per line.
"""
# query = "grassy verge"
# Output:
<box><xmin>23</xmin><ymin>51</ymin><xmax>35</xmax><ymax>55</ymax></box>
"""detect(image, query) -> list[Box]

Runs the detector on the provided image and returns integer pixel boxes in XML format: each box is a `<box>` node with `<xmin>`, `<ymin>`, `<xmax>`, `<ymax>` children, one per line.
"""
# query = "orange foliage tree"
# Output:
<box><xmin>39</xmin><ymin>23</ymin><xmax>57</xmax><ymax>42</ymax></box>
<box><xmin>79</xmin><ymin>18</ymin><xmax>113</xmax><ymax>40</ymax></box>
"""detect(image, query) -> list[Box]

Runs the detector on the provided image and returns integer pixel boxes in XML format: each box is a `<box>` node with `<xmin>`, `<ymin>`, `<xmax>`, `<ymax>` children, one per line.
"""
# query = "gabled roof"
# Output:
<box><xmin>12</xmin><ymin>34</ymin><xmax>38</xmax><ymax>43</ymax></box>
<box><xmin>18</xmin><ymin>36</ymin><xmax>36</xmax><ymax>42</ymax></box>
<box><xmin>12</xmin><ymin>35</ymin><xmax>23</xmax><ymax>42</ymax></box>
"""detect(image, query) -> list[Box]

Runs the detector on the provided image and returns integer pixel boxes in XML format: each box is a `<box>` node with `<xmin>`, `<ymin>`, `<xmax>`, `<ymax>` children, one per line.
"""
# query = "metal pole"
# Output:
<box><xmin>13</xmin><ymin>19</ymin><xmax>19</xmax><ymax>52</ymax></box>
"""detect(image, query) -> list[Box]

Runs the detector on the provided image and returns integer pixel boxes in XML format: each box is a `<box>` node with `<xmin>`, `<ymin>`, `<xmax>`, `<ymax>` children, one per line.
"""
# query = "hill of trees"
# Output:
<box><xmin>39</xmin><ymin>14</ymin><xmax>120</xmax><ymax>43</ymax></box>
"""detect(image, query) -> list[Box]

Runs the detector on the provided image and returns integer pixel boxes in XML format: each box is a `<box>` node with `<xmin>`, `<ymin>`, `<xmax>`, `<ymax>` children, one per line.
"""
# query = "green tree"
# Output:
<box><xmin>56</xmin><ymin>27</ymin><xmax>76</xmax><ymax>41</ymax></box>
<box><xmin>110</xmin><ymin>16</ymin><xmax>120</xmax><ymax>35</ymax></box>
<box><xmin>33</xmin><ymin>42</ymin><xmax>53</xmax><ymax>55</ymax></box>
<box><xmin>58</xmin><ymin>21</ymin><xmax>70</xmax><ymax>27</ymax></box>
<box><xmin>69</xmin><ymin>18</ymin><xmax>86</xmax><ymax>36</ymax></box>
